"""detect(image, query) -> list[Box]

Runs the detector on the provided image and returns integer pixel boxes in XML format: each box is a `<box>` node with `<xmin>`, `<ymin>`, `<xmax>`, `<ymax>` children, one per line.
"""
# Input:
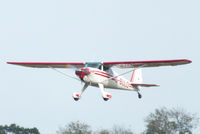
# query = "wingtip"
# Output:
<box><xmin>7</xmin><ymin>62</ymin><xmax>18</xmax><ymax>64</ymax></box>
<box><xmin>183</xmin><ymin>59</ymin><xmax>192</xmax><ymax>63</ymax></box>
<box><xmin>7</xmin><ymin>62</ymin><xmax>12</xmax><ymax>64</ymax></box>
<box><xmin>187</xmin><ymin>59</ymin><xmax>192</xmax><ymax>63</ymax></box>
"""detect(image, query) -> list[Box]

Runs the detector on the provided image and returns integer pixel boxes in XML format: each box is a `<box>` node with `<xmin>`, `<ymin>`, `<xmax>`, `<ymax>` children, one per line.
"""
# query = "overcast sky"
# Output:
<box><xmin>0</xmin><ymin>0</ymin><xmax>200</xmax><ymax>134</ymax></box>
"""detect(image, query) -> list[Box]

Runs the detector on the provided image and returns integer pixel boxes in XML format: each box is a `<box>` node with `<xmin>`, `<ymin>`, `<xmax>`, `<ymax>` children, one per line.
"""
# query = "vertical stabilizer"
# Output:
<box><xmin>130</xmin><ymin>69</ymin><xmax>143</xmax><ymax>83</ymax></box>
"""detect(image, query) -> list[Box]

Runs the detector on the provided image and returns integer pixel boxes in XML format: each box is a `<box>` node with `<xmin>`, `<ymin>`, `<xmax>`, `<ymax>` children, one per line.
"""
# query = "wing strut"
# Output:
<box><xmin>101</xmin><ymin>68</ymin><xmax>137</xmax><ymax>83</ymax></box>
<box><xmin>48</xmin><ymin>66</ymin><xmax>80</xmax><ymax>82</ymax></box>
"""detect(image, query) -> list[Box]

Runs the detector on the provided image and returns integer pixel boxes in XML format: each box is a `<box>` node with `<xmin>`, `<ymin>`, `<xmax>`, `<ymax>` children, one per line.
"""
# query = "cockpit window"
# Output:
<box><xmin>85</xmin><ymin>62</ymin><xmax>110</xmax><ymax>71</ymax></box>
<box><xmin>85</xmin><ymin>62</ymin><xmax>101</xmax><ymax>68</ymax></box>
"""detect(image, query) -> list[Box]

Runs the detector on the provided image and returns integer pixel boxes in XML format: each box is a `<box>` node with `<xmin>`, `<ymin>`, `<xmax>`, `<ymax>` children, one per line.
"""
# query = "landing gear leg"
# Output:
<box><xmin>98</xmin><ymin>83</ymin><xmax>112</xmax><ymax>101</ymax></box>
<box><xmin>72</xmin><ymin>83</ymin><xmax>89</xmax><ymax>101</ymax></box>
<box><xmin>80</xmin><ymin>83</ymin><xmax>89</xmax><ymax>96</ymax></box>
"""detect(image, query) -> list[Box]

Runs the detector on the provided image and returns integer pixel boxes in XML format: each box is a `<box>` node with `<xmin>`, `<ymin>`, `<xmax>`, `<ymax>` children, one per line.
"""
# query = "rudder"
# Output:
<box><xmin>130</xmin><ymin>69</ymin><xmax>143</xmax><ymax>83</ymax></box>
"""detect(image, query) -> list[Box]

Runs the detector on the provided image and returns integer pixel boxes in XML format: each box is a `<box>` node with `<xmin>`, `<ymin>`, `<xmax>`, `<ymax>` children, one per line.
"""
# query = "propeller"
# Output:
<box><xmin>75</xmin><ymin>68</ymin><xmax>90</xmax><ymax>78</ymax></box>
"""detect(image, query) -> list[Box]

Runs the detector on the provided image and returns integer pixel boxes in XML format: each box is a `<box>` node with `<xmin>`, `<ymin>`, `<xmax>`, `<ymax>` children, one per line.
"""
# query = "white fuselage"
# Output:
<box><xmin>77</xmin><ymin>67</ymin><xmax>137</xmax><ymax>91</ymax></box>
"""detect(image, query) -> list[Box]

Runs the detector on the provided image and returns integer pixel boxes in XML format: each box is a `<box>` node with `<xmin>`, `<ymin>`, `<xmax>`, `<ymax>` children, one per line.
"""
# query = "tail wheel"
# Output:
<box><xmin>138</xmin><ymin>92</ymin><xmax>142</xmax><ymax>99</ymax></box>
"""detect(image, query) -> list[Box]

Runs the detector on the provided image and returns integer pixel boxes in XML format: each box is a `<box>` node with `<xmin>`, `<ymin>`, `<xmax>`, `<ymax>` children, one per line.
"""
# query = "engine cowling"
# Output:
<box><xmin>75</xmin><ymin>68</ymin><xmax>90</xmax><ymax>78</ymax></box>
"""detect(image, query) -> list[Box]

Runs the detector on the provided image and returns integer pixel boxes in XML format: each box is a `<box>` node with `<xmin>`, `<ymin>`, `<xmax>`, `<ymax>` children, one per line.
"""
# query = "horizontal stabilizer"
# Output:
<box><xmin>131</xmin><ymin>83</ymin><xmax>159</xmax><ymax>87</ymax></box>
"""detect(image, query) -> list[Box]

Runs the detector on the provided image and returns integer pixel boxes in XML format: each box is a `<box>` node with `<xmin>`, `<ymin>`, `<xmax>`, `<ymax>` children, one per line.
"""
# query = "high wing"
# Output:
<box><xmin>7</xmin><ymin>59</ymin><xmax>191</xmax><ymax>69</ymax></box>
<box><xmin>7</xmin><ymin>62</ymin><xmax>84</xmax><ymax>68</ymax></box>
<box><xmin>103</xmin><ymin>59</ymin><xmax>191</xmax><ymax>68</ymax></box>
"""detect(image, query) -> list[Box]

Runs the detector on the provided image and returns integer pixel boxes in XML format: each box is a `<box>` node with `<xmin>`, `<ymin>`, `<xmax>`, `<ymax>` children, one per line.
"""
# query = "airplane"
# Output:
<box><xmin>7</xmin><ymin>59</ymin><xmax>191</xmax><ymax>101</ymax></box>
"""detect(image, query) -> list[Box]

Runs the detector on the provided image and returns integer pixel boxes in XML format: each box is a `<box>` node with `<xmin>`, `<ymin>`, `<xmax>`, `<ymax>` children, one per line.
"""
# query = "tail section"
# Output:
<box><xmin>130</xmin><ymin>69</ymin><xmax>159</xmax><ymax>87</ymax></box>
<box><xmin>130</xmin><ymin>69</ymin><xmax>143</xmax><ymax>83</ymax></box>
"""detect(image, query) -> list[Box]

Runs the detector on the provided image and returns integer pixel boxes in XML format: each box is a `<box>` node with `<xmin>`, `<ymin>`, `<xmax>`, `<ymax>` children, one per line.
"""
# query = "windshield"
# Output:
<box><xmin>85</xmin><ymin>62</ymin><xmax>102</xmax><ymax>69</ymax></box>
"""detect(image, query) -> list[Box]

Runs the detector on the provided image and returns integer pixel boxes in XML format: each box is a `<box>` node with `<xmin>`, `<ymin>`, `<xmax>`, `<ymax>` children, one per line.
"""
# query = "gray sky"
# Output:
<box><xmin>0</xmin><ymin>0</ymin><xmax>200</xmax><ymax>133</ymax></box>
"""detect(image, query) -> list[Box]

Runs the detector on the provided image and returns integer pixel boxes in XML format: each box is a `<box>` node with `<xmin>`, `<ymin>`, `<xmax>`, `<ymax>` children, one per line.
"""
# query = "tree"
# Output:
<box><xmin>94</xmin><ymin>129</ymin><xmax>110</xmax><ymax>134</ymax></box>
<box><xmin>143</xmin><ymin>107</ymin><xmax>199</xmax><ymax>134</ymax></box>
<box><xmin>57</xmin><ymin>121</ymin><xmax>92</xmax><ymax>134</ymax></box>
<box><xmin>95</xmin><ymin>125</ymin><xmax>134</xmax><ymax>134</ymax></box>
<box><xmin>110</xmin><ymin>125</ymin><xmax>134</xmax><ymax>134</ymax></box>
<box><xmin>0</xmin><ymin>123</ymin><xmax>40</xmax><ymax>134</ymax></box>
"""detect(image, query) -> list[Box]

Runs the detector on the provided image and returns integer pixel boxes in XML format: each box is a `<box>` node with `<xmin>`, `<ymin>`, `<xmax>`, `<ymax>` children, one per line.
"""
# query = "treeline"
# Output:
<box><xmin>1</xmin><ymin>107</ymin><xmax>199</xmax><ymax>134</ymax></box>
<box><xmin>0</xmin><ymin>124</ymin><xmax>40</xmax><ymax>134</ymax></box>
<box><xmin>57</xmin><ymin>107</ymin><xmax>199</xmax><ymax>134</ymax></box>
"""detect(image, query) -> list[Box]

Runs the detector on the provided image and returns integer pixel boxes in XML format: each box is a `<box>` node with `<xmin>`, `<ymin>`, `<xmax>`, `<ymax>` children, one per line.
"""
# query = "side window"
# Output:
<box><xmin>104</xmin><ymin>67</ymin><xmax>113</xmax><ymax>76</ymax></box>
<box><xmin>98</xmin><ymin>65</ymin><xmax>110</xmax><ymax>71</ymax></box>
<box><xmin>98</xmin><ymin>65</ymin><xmax>102</xmax><ymax>70</ymax></box>
<box><xmin>103</xmin><ymin>66</ymin><xmax>109</xmax><ymax>71</ymax></box>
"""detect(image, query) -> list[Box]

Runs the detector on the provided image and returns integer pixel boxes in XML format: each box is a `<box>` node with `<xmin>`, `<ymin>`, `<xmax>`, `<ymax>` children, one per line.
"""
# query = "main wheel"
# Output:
<box><xmin>73</xmin><ymin>98</ymin><xmax>79</xmax><ymax>101</ymax></box>
<box><xmin>103</xmin><ymin>97</ymin><xmax>109</xmax><ymax>101</ymax></box>
<box><xmin>72</xmin><ymin>92</ymin><xmax>80</xmax><ymax>101</ymax></box>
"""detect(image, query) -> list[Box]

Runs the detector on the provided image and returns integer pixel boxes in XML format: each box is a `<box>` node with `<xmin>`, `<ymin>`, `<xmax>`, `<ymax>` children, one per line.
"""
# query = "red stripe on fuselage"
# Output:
<box><xmin>92</xmin><ymin>70</ymin><xmax>113</xmax><ymax>77</ymax></box>
<box><xmin>94</xmin><ymin>73</ymin><xmax>110</xmax><ymax>78</ymax></box>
